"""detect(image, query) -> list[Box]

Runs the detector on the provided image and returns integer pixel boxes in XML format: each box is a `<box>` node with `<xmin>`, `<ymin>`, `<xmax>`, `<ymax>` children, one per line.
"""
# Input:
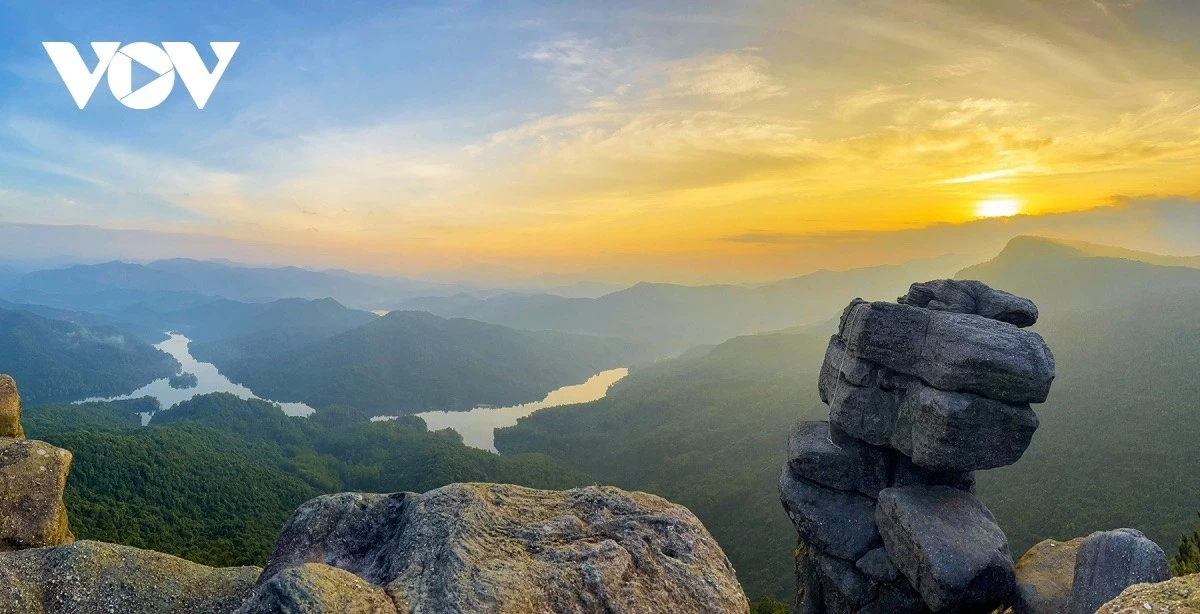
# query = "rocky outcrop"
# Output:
<box><xmin>236</xmin><ymin>563</ymin><xmax>397</xmax><ymax>613</ymax></box>
<box><xmin>783</xmin><ymin>281</ymin><xmax>1055</xmax><ymax>613</ymax></box>
<box><xmin>1097</xmin><ymin>573</ymin><xmax>1200</xmax><ymax>613</ymax></box>
<box><xmin>0</xmin><ymin>376</ymin><xmax>72</xmax><ymax>553</ymax></box>
<box><xmin>258</xmin><ymin>483</ymin><xmax>749</xmax><ymax>613</ymax></box>
<box><xmin>0</xmin><ymin>540</ymin><xmax>260</xmax><ymax>613</ymax></box>
<box><xmin>1067</xmin><ymin>529</ymin><xmax>1170</xmax><ymax>614</ymax></box>
<box><xmin>0</xmin><ymin>376</ymin><xmax>22</xmax><ymax>440</ymax></box>
<box><xmin>1013</xmin><ymin>537</ymin><xmax>1084</xmax><ymax>614</ymax></box>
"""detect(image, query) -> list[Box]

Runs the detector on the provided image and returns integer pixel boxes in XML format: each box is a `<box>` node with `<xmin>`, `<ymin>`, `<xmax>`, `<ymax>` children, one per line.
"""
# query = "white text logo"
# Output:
<box><xmin>43</xmin><ymin>42</ymin><xmax>240</xmax><ymax>110</ymax></box>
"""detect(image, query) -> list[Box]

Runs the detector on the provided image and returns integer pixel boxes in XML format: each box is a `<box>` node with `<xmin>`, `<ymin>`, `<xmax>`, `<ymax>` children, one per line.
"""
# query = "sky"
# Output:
<box><xmin>2</xmin><ymin>0</ymin><xmax>1200</xmax><ymax>282</ymax></box>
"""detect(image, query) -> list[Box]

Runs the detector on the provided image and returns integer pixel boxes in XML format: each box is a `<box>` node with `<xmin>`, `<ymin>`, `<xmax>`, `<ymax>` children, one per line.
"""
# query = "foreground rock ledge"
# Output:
<box><xmin>260</xmin><ymin>483</ymin><xmax>750</xmax><ymax>613</ymax></box>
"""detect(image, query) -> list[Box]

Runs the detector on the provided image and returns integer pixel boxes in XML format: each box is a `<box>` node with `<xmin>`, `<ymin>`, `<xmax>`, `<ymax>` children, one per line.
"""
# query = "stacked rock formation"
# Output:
<box><xmin>780</xmin><ymin>280</ymin><xmax>1055</xmax><ymax>613</ymax></box>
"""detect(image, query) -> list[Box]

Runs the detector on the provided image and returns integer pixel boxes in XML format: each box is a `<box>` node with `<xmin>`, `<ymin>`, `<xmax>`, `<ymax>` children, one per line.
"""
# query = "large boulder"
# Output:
<box><xmin>838</xmin><ymin>300</ymin><xmax>1055</xmax><ymax>404</ymax></box>
<box><xmin>262</xmin><ymin>483</ymin><xmax>749</xmax><ymax>614</ymax></box>
<box><xmin>0</xmin><ymin>438</ymin><xmax>73</xmax><ymax>551</ymax></box>
<box><xmin>898</xmin><ymin>279</ymin><xmax>1039</xmax><ymax>327</ymax></box>
<box><xmin>779</xmin><ymin>467</ymin><xmax>882</xmax><ymax>561</ymax></box>
<box><xmin>0</xmin><ymin>540</ymin><xmax>259</xmax><ymax>613</ymax></box>
<box><xmin>1013</xmin><ymin>538</ymin><xmax>1084</xmax><ymax>614</ymax></box>
<box><xmin>1068</xmin><ymin>529</ymin><xmax>1170</xmax><ymax>614</ymax></box>
<box><xmin>787</xmin><ymin>421</ymin><xmax>891</xmax><ymax>497</ymax></box>
<box><xmin>236</xmin><ymin>563</ymin><xmax>398</xmax><ymax>613</ymax></box>
<box><xmin>892</xmin><ymin>383</ymin><xmax>1039</xmax><ymax>472</ymax></box>
<box><xmin>875</xmin><ymin>486</ymin><xmax>1015</xmax><ymax>611</ymax></box>
<box><xmin>0</xmin><ymin>376</ymin><xmax>22</xmax><ymax>440</ymax></box>
<box><xmin>1096</xmin><ymin>573</ymin><xmax>1200</xmax><ymax>613</ymax></box>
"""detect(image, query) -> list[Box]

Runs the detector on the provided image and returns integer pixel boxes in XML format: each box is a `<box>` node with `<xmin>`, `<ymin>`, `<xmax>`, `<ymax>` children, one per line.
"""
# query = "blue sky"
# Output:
<box><xmin>1</xmin><ymin>1</ymin><xmax>1199</xmax><ymax>280</ymax></box>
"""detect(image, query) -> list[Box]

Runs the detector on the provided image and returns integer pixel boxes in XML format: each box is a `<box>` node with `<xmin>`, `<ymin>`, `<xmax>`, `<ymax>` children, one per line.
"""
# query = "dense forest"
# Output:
<box><xmin>0</xmin><ymin>307</ymin><xmax>178</xmax><ymax>404</ymax></box>
<box><xmin>23</xmin><ymin>393</ymin><xmax>591</xmax><ymax>568</ymax></box>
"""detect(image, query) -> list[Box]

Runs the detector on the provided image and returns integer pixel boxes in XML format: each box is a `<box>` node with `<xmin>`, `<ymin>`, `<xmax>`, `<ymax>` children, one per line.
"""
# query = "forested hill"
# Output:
<box><xmin>0</xmin><ymin>307</ymin><xmax>178</xmax><ymax>404</ymax></box>
<box><xmin>209</xmin><ymin>310</ymin><xmax>643</xmax><ymax>414</ymax></box>
<box><xmin>23</xmin><ymin>393</ymin><xmax>591</xmax><ymax>568</ymax></box>
<box><xmin>495</xmin><ymin>332</ymin><xmax>831</xmax><ymax>600</ymax></box>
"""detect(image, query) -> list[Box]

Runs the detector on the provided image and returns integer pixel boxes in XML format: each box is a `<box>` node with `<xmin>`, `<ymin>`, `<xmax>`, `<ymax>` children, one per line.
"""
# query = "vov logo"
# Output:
<box><xmin>43</xmin><ymin>42</ymin><xmax>240</xmax><ymax>110</ymax></box>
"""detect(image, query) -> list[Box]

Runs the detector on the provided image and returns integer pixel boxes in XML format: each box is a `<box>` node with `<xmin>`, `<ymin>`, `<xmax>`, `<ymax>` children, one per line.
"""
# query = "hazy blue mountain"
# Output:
<box><xmin>395</xmin><ymin>255</ymin><xmax>975</xmax><ymax>354</ymax></box>
<box><xmin>214</xmin><ymin>310</ymin><xmax>642</xmax><ymax>414</ymax></box>
<box><xmin>0</xmin><ymin>307</ymin><xmax>179</xmax><ymax>404</ymax></box>
<box><xmin>957</xmin><ymin>235</ymin><xmax>1200</xmax><ymax>312</ymax></box>
<box><xmin>181</xmin><ymin>298</ymin><xmax>379</xmax><ymax>365</ymax></box>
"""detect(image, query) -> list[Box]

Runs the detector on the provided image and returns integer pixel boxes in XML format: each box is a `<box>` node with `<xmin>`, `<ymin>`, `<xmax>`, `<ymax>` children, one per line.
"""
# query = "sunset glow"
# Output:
<box><xmin>975</xmin><ymin>198</ymin><xmax>1023</xmax><ymax>219</ymax></box>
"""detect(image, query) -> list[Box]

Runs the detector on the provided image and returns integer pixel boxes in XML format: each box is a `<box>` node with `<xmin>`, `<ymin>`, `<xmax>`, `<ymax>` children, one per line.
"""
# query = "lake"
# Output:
<box><xmin>84</xmin><ymin>332</ymin><xmax>318</xmax><ymax>422</ymax></box>
<box><xmin>373</xmin><ymin>368</ymin><xmax>629</xmax><ymax>453</ymax></box>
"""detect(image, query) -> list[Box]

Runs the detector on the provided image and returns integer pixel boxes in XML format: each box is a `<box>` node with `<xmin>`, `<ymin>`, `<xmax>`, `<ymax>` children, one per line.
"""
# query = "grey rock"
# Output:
<box><xmin>788</xmin><ymin>421</ymin><xmax>891</xmax><ymax>497</ymax></box>
<box><xmin>0</xmin><ymin>540</ymin><xmax>259</xmax><ymax>613</ymax></box>
<box><xmin>856</xmin><ymin>547</ymin><xmax>900</xmax><ymax>583</ymax></box>
<box><xmin>827</xmin><ymin>375</ymin><xmax>908</xmax><ymax>448</ymax></box>
<box><xmin>875</xmin><ymin>486</ymin><xmax>1016</xmax><ymax>611</ymax></box>
<box><xmin>814</xmin><ymin>553</ymin><xmax>878</xmax><ymax>612</ymax></box>
<box><xmin>795</xmin><ymin>547</ymin><xmax>824</xmax><ymax>614</ymax></box>
<box><xmin>893</xmin><ymin>384</ymin><xmax>1039</xmax><ymax>472</ymax></box>
<box><xmin>889</xmin><ymin>456</ymin><xmax>975</xmax><ymax>494</ymax></box>
<box><xmin>780</xmin><ymin>467</ymin><xmax>882</xmax><ymax>561</ymax></box>
<box><xmin>257</xmin><ymin>491</ymin><xmax>415</xmax><ymax>586</ymax></box>
<box><xmin>819</xmin><ymin>336</ymin><xmax>887</xmax><ymax>405</ymax></box>
<box><xmin>236</xmin><ymin>563</ymin><xmax>398</xmax><ymax>613</ymax></box>
<box><xmin>859</xmin><ymin>580</ymin><xmax>928</xmax><ymax>614</ymax></box>
<box><xmin>1014</xmin><ymin>537</ymin><xmax>1084</xmax><ymax>614</ymax></box>
<box><xmin>899</xmin><ymin>279</ymin><xmax>1039</xmax><ymax>327</ymax></box>
<box><xmin>839</xmin><ymin>301</ymin><xmax>1055</xmax><ymax>404</ymax></box>
<box><xmin>1067</xmin><ymin>529</ymin><xmax>1170</xmax><ymax>614</ymax></box>
<box><xmin>265</xmin><ymin>484</ymin><xmax>749</xmax><ymax>614</ymax></box>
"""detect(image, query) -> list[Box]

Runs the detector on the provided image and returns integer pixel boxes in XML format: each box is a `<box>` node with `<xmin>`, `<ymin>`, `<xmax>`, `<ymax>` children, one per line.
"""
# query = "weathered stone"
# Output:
<box><xmin>236</xmin><ymin>563</ymin><xmax>398</xmax><ymax>613</ymax></box>
<box><xmin>893</xmin><ymin>384</ymin><xmax>1039</xmax><ymax>472</ymax></box>
<box><xmin>0</xmin><ymin>540</ymin><xmax>259</xmax><ymax>613</ymax></box>
<box><xmin>1068</xmin><ymin>529</ymin><xmax>1170</xmax><ymax>614</ymax></box>
<box><xmin>1096</xmin><ymin>573</ymin><xmax>1200</xmax><ymax>613</ymax></box>
<box><xmin>838</xmin><ymin>300</ymin><xmax>1055</xmax><ymax>404</ymax></box>
<box><xmin>0</xmin><ymin>438</ymin><xmax>73</xmax><ymax>552</ymax></box>
<box><xmin>0</xmin><ymin>376</ymin><xmax>22</xmax><ymax>440</ymax></box>
<box><xmin>265</xmin><ymin>483</ymin><xmax>749</xmax><ymax>614</ymax></box>
<box><xmin>256</xmin><ymin>491</ymin><xmax>416</xmax><ymax>585</ymax></box>
<box><xmin>889</xmin><ymin>456</ymin><xmax>975</xmax><ymax>493</ymax></box>
<box><xmin>859</xmin><ymin>580</ymin><xmax>928</xmax><ymax>614</ymax></box>
<box><xmin>827</xmin><ymin>376</ymin><xmax>907</xmax><ymax>448</ymax></box>
<box><xmin>899</xmin><ymin>279</ymin><xmax>1039</xmax><ymax>327</ymax></box>
<box><xmin>814</xmin><ymin>552</ymin><xmax>878</xmax><ymax>612</ymax></box>
<box><xmin>875</xmin><ymin>486</ymin><xmax>1015</xmax><ymax>611</ymax></box>
<box><xmin>819</xmin><ymin>336</ymin><xmax>888</xmax><ymax>405</ymax></box>
<box><xmin>795</xmin><ymin>547</ymin><xmax>824</xmax><ymax>614</ymax></box>
<box><xmin>788</xmin><ymin>421</ymin><xmax>891</xmax><ymax>497</ymax></box>
<box><xmin>1014</xmin><ymin>538</ymin><xmax>1084</xmax><ymax>614</ymax></box>
<box><xmin>780</xmin><ymin>467</ymin><xmax>882</xmax><ymax>562</ymax></box>
<box><xmin>856</xmin><ymin>547</ymin><xmax>900</xmax><ymax>583</ymax></box>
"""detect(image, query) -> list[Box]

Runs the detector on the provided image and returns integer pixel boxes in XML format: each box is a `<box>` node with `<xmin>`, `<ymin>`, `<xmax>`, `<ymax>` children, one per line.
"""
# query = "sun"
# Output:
<box><xmin>974</xmin><ymin>197</ymin><xmax>1023</xmax><ymax>218</ymax></box>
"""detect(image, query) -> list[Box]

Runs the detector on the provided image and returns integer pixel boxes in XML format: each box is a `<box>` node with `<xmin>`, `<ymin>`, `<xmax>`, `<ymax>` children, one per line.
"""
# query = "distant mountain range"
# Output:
<box><xmin>395</xmin><ymin>255</ymin><xmax>976</xmax><ymax>354</ymax></box>
<box><xmin>209</xmin><ymin>310</ymin><xmax>643</xmax><ymax>414</ymax></box>
<box><xmin>0</xmin><ymin>307</ymin><xmax>178</xmax><ymax>404</ymax></box>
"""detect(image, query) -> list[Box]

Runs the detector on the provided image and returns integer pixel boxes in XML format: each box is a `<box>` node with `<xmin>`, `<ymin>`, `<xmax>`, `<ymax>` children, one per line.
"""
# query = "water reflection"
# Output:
<box><xmin>373</xmin><ymin>368</ymin><xmax>628</xmax><ymax>453</ymax></box>
<box><xmin>84</xmin><ymin>332</ymin><xmax>317</xmax><ymax>420</ymax></box>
